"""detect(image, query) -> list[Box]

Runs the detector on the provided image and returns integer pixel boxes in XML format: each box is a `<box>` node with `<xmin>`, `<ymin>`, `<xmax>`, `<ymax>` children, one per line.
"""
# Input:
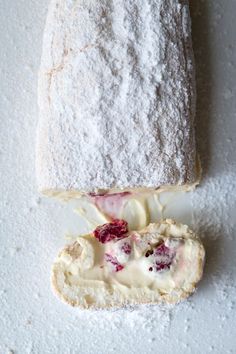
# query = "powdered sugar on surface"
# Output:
<box><xmin>1</xmin><ymin>0</ymin><xmax>236</xmax><ymax>353</ymax></box>
<box><xmin>36</xmin><ymin>0</ymin><xmax>196</xmax><ymax>192</ymax></box>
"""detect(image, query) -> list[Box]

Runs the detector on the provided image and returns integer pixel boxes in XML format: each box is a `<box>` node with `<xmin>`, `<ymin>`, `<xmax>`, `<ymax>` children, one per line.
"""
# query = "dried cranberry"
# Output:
<box><xmin>145</xmin><ymin>249</ymin><xmax>154</xmax><ymax>257</ymax></box>
<box><xmin>88</xmin><ymin>192</ymin><xmax>106</xmax><ymax>197</ymax></box>
<box><xmin>104</xmin><ymin>253</ymin><xmax>124</xmax><ymax>272</ymax></box>
<box><xmin>121</xmin><ymin>242</ymin><xmax>132</xmax><ymax>255</ymax></box>
<box><xmin>93</xmin><ymin>219</ymin><xmax>128</xmax><ymax>244</ymax></box>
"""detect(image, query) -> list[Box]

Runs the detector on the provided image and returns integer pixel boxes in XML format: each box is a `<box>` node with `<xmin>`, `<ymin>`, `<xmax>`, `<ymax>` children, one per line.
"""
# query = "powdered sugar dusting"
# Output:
<box><xmin>1</xmin><ymin>0</ymin><xmax>236</xmax><ymax>352</ymax></box>
<box><xmin>77</xmin><ymin>304</ymin><xmax>172</xmax><ymax>337</ymax></box>
<box><xmin>37</xmin><ymin>0</ymin><xmax>196</xmax><ymax>192</ymax></box>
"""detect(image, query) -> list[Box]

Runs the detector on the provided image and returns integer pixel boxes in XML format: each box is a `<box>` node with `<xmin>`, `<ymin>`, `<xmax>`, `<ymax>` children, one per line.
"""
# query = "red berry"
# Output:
<box><xmin>104</xmin><ymin>253</ymin><xmax>124</xmax><ymax>272</ymax></box>
<box><xmin>89</xmin><ymin>192</ymin><xmax>131</xmax><ymax>219</ymax></box>
<box><xmin>121</xmin><ymin>242</ymin><xmax>132</xmax><ymax>255</ymax></box>
<box><xmin>153</xmin><ymin>242</ymin><xmax>175</xmax><ymax>272</ymax></box>
<box><xmin>93</xmin><ymin>219</ymin><xmax>128</xmax><ymax>244</ymax></box>
<box><xmin>154</xmin><ymin>243</ymin><xmax>170</xmax><ymax>256</ymax></box>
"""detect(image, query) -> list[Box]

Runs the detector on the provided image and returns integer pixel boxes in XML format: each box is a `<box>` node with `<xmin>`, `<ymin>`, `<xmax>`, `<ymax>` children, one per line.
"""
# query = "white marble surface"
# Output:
<box><xmin>0</xmin><ymin>1</ymin><xmax>236</xmax><ymax>353</ymax></box>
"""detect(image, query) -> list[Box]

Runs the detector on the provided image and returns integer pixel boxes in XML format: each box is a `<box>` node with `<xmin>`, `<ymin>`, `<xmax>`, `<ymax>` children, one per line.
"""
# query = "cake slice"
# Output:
<box><xmin>51</xmin><ymin>219</ymin><xmax>205</xmax><ymax>308</ymax></box>
<box><xmin>36</xmin><ymin>0</ymin><xmax>197</xmax><ymax>198</ymax></box>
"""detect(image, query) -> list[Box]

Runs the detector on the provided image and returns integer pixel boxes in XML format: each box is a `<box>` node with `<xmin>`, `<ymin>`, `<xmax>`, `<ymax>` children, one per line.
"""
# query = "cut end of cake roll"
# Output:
<box><xmin>51</xmin><ymin>219</ymin><xmax>205</xmax><ymax>309</ymax></box>
<box><xmin>36</xmin><ymin>0</ymin><xmax>198</xmax><ymax>198</ymax></box>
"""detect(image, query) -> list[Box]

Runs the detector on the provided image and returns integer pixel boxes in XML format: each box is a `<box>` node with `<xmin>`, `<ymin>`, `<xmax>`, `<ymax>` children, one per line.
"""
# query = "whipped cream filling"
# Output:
<box><xmin>43</xmin><ymin>182</ymin><xmax>198</xmax><ymax>200</ymax></box>
<box><xmin>69</xmin><ymin>188</ymin><xmax>194</xmax><ymax>235</ymax></box>
<box><xmin>57</xmin><ymin>221</ymin><xmax>204</xmax><ymax>296</ymax></box>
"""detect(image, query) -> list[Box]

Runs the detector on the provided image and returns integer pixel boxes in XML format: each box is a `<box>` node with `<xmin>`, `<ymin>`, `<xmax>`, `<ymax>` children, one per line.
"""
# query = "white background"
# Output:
<box><xmin>0</xmin><ymin>1</ymin><xmax>236</xmax><ymax>353</ymax></box>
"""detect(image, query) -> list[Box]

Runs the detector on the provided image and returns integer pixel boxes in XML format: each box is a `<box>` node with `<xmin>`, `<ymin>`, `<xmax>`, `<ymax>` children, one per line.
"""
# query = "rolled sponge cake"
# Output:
<box><xmin>36</xmin><ymin>0</ymin><xmax>197</xmax><ymax>196</ymax></box>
